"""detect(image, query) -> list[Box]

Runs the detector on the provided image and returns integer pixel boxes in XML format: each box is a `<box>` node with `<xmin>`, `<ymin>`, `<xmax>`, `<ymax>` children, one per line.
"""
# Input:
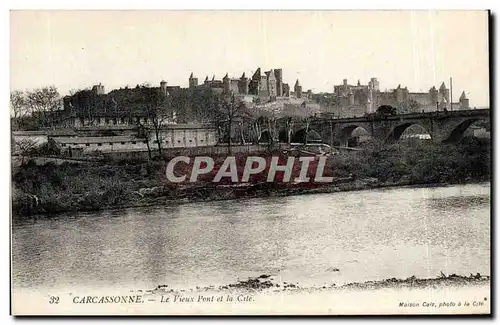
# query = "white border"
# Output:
<box><xmin>2</xmin><ymin>1</ymin><xmax>498</xmax><ymax>324</ymax></box>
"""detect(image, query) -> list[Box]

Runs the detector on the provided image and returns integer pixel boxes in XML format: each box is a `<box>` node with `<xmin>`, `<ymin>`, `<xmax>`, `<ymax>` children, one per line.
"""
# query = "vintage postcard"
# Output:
<box><xmin>10</xmin><ymin>10</ymin><xmax>491</xmax><ymax>315</ymax></box>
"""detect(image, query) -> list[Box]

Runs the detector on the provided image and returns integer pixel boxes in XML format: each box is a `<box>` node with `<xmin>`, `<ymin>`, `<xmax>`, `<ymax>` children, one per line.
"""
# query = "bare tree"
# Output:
<box><xmin>285</xmin><ymin>116</ymin><xmax>297</xmax><ymax>144</ymax></box>
<box><xmin>144</xmin><ymin>88</ymin><xmax>176</xmax><ymax>155</ymax></box>
<box><xmin>252</xmin><ymin>115</ymin><xmax>266</xmax><ymax>144</ymax></box>
<box><xmin>137</xmin><ymin>123</ymin><xmax>153</xmax><ymax>160</ymax></box>
<box><xmin>10</xmin><ymin>90</ymin><xmax>27</xmax><ymax>130</ymax></box>
<box><xmin>301</xmin><ymin>101</ymin><xmax>315</xmax><ymax>145</ymax></box>
<box><xmin>25</xmin><ymin>86</ymin><xmax>61</xmax><ymax>128</ymax></box>
<box><xmin>215</xmin><ymin>94</ymin><xmax>251</xmax><ymax>154</ymax></box>
<box><xmin>12</xmin><ymin>138</ymin><xmax>39</xmax><ymax>165</ymax></box>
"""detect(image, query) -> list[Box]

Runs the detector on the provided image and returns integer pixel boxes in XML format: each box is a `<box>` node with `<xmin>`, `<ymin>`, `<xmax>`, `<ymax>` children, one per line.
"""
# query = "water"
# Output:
<box><xmin>12</xmin><ymin>183</ymin><xmax>490</xmax><ymax>292</ymax></box>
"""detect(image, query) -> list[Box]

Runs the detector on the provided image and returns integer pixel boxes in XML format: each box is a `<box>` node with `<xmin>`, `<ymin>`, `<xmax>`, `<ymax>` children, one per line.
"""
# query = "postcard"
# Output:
<box><xmin>10</xmin><ymin>10</ymin><xmax>491</xmax><ymax>315</ymax></box>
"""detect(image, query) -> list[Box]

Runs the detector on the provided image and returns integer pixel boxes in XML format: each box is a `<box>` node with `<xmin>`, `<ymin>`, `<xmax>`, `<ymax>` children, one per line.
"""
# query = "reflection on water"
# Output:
<box><xmin>12</xmin><ymin>183</ymin><xmax>490</xmax><ymax>292</ymax></box>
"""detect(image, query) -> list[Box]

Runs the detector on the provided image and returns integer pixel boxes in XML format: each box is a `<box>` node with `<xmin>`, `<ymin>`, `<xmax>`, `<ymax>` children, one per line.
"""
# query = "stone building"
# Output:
<box><xmin>189</xmin><ymin>67</ymin><xmax>292</xmax><ymax>100</ymax></box>
<box><xmin>50</xmin><ymin>124</ymin><xmax>218</xmax><ymax>154</ymax></box>
<box><xmin>331</xmin><ymin>78</ymin><xmax>471</xmax><ymax>116</ymax></box>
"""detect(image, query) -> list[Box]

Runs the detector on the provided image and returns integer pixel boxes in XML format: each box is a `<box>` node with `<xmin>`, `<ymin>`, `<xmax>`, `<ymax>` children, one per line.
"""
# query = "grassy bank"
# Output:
<box><xmin>145</xmin><ymin>272</ymin><xmax>490</xmax><ymax>294</ymax></box>
<box><xmin>11</xmin><ymin>137</ymin><xmax>490</xmax><ymax>218</ymax></box>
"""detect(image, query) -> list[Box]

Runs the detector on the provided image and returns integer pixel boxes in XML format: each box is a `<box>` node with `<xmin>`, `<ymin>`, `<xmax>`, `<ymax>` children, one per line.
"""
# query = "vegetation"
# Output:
<box><xmin>11</xmin><ymin>137</ymin><xmax>490</xmax><ymax>219</ymax></box>
<box><xmin>10</xmin><ymin>86</ymin><xmax>62</xmax><ymax>130</ymax></box>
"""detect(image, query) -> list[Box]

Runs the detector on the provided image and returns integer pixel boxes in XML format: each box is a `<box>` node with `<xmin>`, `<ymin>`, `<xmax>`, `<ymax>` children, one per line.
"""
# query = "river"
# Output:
<box><xmin>12</xmin><ymin>182</ymin><xmax>490</xmax><ymax>294</ymax></box>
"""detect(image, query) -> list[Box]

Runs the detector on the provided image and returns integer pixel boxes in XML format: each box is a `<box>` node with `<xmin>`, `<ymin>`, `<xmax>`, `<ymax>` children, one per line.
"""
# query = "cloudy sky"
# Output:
<box><xmin>10</xmin><ymin>10</ymin><xmax>489</xmax><ymax>107</ymax></box>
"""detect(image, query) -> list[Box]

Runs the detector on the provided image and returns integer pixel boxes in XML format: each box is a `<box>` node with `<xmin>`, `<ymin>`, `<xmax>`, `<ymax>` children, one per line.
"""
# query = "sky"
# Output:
<box><xmin>10</xmin><ymin>10</ymin><xmax>490</xmax><ymax>107</ymax></box>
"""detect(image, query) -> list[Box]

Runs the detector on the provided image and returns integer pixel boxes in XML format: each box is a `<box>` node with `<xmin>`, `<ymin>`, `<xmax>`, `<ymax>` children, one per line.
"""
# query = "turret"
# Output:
<box><xmin>249</xmin><ymin>68</ymin><xmax>261</xmax><ymax>96</ymax></box>
<box><xmin>439</xmin><ymin>82</ymin><xmax>450</xmax><ymax>103</ymax></box>
<box><xmin>348</xmin><ymin>90</ymin><xmax>354</xmax><ymax>105</ymax></box>
<box><xmin>267</xmin><ymin>70</ymin><xmax>277</xmax><ymax>97</ymax></box>
<box><xmin>223</xmin><ymin>73</ymin><xmax>230</xmax><ymax>94</ymax></box>
<box><xmin>294</xmin><ymin>79</ymin><xmax>302</xmax><ymax>98</ymax></box>
<box><xmin>274</xmin><ymin>68</ymin><xmax>283</xmax><ymax>96</ymax></box>
<box><xmin>459</xmin><ymin>91</ymin><xmax>469</xmax><ymax>110</ymax></box>
<box><xmin>160</xmin><ymin>80</ymin><xmax>167</xmax><ymax>96</ymax></box>
<box><xmin>439</xmin><ymin>96</ymin><xmax>447</xmax><ymax>111</ymax></box>
<box><xmin>239</xmin><ymin>72</ymin><xmax>249</xmax><ymax>95</ymax></box>
<box><xmin>395</xmin><ymin>84</ymin><xmax>404</xmax><ymax>103</ymax></box>
<box><xmin>366</xmin><ymin>88</ymin><xmax>374</xmax><ymax>114</ymax></box>
<box><xmin>429</xmin><ymin>86</ymin><xmax>438</xmax><ymax>105</ymax></box>
<box><xmin>92</xmin><ymin>83</ymin><xmax>105</xmax><ymax>95</ymax></box>
<box><xmin>189</xmin><ymin>73</ymin><xmax>198</xmax><ymax>88</ymax></box>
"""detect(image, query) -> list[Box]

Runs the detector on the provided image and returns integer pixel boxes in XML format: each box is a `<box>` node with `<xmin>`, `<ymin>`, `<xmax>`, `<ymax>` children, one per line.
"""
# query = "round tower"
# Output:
<box><xmin>459</xmin><ymin>91</ymin><xmax>470</xmax><ymax>110</ymax></box>
<box><xmin>160</xmin><ymin>80</ymin><xmax>167</xmax><ymax>96</ymax></box>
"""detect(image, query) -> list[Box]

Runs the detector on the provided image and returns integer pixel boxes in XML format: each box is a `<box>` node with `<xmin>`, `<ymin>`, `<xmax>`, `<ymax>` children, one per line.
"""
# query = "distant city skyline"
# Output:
<box><xmin>10</xmin><ymin>10</ymin><xmax>489</xmax><ymax>107</ymax></box>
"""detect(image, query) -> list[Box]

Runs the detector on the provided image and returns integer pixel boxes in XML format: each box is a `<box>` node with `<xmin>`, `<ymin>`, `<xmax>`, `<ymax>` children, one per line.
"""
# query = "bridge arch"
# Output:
<box><xmin>291</xmin><ymin>128</ymin><xmax>323</xmax><ymax>144</ymax></box>
<box><xmin>443</xmin><ymin>118</ymin><xmax>489</xmax><ymax>143</ymax></box>
<box><xmin>259</xmin><ymin>129</ymin><xmax>273</xmax><ymax>143</ymax></box>
<box><xmin>337</xmin><ymin>124</ymin><xmax>371</xmax><ymax>147</ymax></box>
<box><xmin>386</xmin><ymin>123</ymin><xmax>432</xmax><ymax>143</ymax></box>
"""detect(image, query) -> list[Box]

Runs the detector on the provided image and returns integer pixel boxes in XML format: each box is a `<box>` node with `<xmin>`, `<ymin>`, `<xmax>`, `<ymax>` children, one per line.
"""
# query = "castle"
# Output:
<box><xmin>332</xmin><ymin>78</ymin><xmax>470</xmax><ymax>115</ymax></box>
<box><xmin>188</xmin><ymin>68</ymin><xmax>309</xmax><ymax>100</ymax></box>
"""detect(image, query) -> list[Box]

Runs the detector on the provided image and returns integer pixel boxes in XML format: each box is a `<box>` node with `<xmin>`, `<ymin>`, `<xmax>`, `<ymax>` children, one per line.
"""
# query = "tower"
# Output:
<box><xmin>267</xmin><ymin>70</ymin><xmax>277</xmax><ymax>97</ymax></box>
<box><xmin>348</xmin><ymin>90</ymin><xmax>354</xmax><ymax>105</ymax></box>
<box><xmin>223</xmin><ymin>73</ymin><xmax>230</xmax><ymax>94</ymax></box>
<box><xmin>439</xmin><ymin>82</ymin><xmax>450</xmax><ymax>103</ymax></box>
<box><xmin>395</xmin><ymin>84</ymin><xmax>404</xmax><ymax>103</ymax></box>
<box><xmin>429</xmin><ymin>86</ymin><xmax>438</xmax><ymax>106</ymax></box>
<box><xmin>282</xmin><ymin>83</ymin><xmax>290</xmax><ymax>97</ymax></box>
<box><xmin>294</xmin><ymin>79</ymin><xmax>302</xmax><ymax>98</ymax></box>
<box><xmin>439</xmin><ymin>96</ymin><xmax>447</xmax><ymax>111</ymax></box>
<box><xmin>92</xmin><ymin>83</ymin><xmax>105</xmax><ymax>95</ymax></box>
<box><xmin>274</xmin><ymin>68</ymin><xmax>283</xmax><ymax>96</ymax></box>
<box><xmin>459</xmin><ymin>91</ymin><xmax>469</xmax><ymax>110</ymax></box>
<box><xmin>189</xmin><ymin>73</ymin><xmax>198</xmax><ymax>88</ymax></box>
<box><xmin>370</xmin><ymin>78</ymin><xmax>379</xmax><ymax>91</ymax></box>
<box><xmin>239</xmin><ymin>72</ymin><xmax>249</xmax><ymax>95</ymax></box>
<box><xmin>160</xmin><ymin>80</ymin><xmax>167</xmax><ymax>96</ymax></box>
<box><xmin>366</xmin><ymin>88</ymin><xmax>374</xmax><ymax>114</ymax></box>
<box><xmin>249</xmin><ymin>68</ymin><xmax>261</xmax><ymax>95</ymax></box>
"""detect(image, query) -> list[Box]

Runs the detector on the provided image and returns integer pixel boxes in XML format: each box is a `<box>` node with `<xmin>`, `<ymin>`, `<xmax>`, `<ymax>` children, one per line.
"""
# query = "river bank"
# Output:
<box><xmin>11</xmin><ymin>137</ymin><xmax>490</xmax><ymax>218</ymax></box>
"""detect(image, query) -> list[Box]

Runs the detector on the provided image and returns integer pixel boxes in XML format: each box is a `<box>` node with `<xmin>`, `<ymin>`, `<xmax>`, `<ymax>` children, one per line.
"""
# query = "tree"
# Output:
<box><xmin>12</xmin><ymin>138</ymin><xmax>39</xmax><ymax>165</ymax></box>
<box><xmin>252</xmin><ymin>115</ymin><xmax>267</xmax><ymax>144</ymax></box>
<box><xmin>10</xmin><ymin>90</ymin><xmax>27</xmax><ymax>130</ymax></box>
<box><xmin>25</xmin><ymin>86</ymin><xmax>61</xmax><ymax>128</ymax></box>
<box><xmin>137</xmin><ymin>123</ymin><xmax>153</xmax><ymax>160</ymax></box>
<box><xmin>397</xmin><ymin>99</ymin><xmax>420</xmax><ymax>114</ymax></box>
<box><xmin>214</xmin><ymin>94</ymin><xmax>251</xmax><ymax>154</ymax></box>
<box><xmin>143</xmin><ymin>88</ymin><xmax>176</xmax><ymax>155</ymax></box>
<box><xmin>302</xmin><ymin>101</ymin><xmax>315</xmax><ymax>144</ymax></box>
<box><xmin>285</xmin><ymin>116</ymin><xmax>297</xmax><ymax>144</ymax></box>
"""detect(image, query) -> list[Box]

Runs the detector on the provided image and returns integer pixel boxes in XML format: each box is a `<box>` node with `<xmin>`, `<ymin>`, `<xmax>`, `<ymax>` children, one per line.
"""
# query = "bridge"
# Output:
<box><xmin>293</xmin><ymin>109</ymin><xmax>491</xmax><ymax>146</ymax></box>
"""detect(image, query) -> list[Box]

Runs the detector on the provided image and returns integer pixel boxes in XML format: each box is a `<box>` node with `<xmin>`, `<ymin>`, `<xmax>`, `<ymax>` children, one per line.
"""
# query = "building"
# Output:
<box><xmin>190</xmin><ymin>67</ymin><xmax>292</xmax><ymax>100</ymax></box>
<box><xmin>62</xmin><ymin>81</ymin><xmax>179</xmax><ymax>128</ymax></box>
<box><xmin>331</xmin><ymin>78</ymin><xmax>471</xmax><ymax>116</ymax></box>
<box><xmin>50</xmin><ymin>124</ymin><xmax>218</xmax><ymax>154</ymax></box>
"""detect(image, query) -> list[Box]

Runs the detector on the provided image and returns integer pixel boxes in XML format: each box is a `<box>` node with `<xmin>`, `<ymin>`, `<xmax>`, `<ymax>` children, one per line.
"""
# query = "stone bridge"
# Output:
<box><xmin>283</xmin><ymin>109</ymin><xmax>490</xmax><ymax>146</ymax></box>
